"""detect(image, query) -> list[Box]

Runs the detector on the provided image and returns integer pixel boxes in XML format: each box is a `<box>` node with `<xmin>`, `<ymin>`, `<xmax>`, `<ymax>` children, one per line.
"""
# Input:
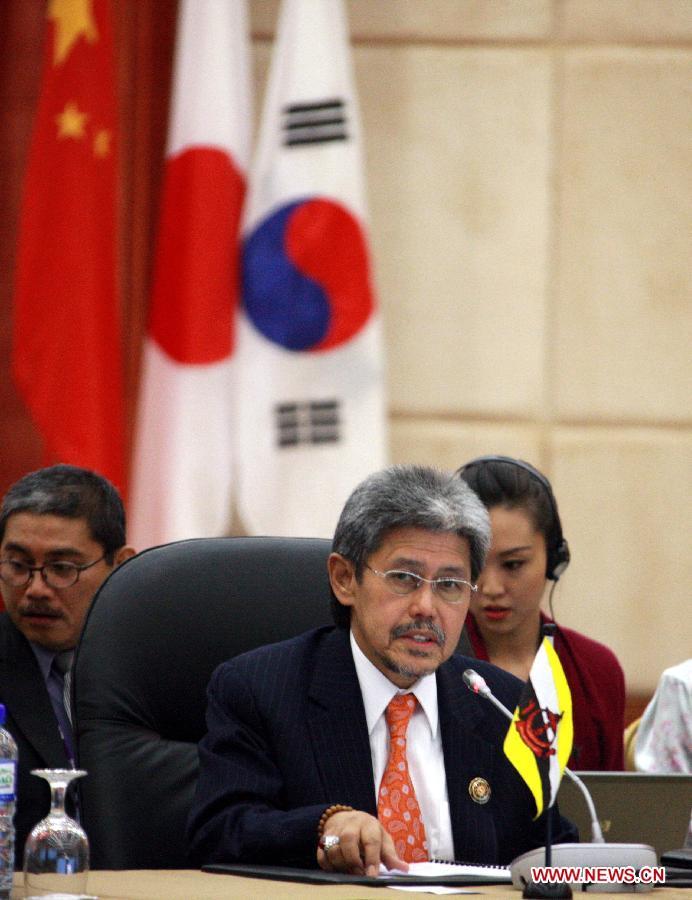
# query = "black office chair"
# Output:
<box><xmin>73</xmin><ymin>536</ymin><xmax>332</xmax><ymax>869</ymax></box>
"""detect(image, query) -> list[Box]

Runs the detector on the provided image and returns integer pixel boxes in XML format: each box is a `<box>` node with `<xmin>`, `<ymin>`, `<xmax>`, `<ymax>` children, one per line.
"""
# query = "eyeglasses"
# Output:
<box><xmin>366</xmin><ymin>565</ymin><xmax>477</xmax><ymax>604</ymax></box>
<box><xmin>0</xmin><ymin>557</ymin><xmax>106</xmax><ymax>590</ymax></box>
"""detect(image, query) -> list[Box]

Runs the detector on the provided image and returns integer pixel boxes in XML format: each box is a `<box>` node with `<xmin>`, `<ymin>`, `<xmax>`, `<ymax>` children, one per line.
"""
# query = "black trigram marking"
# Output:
<box><xmin>283</xmin><ymin>98</ymin><xmax>348</xmax><ymax>147</ymax></box>
<box><xmin>276</xmin><ymin>400</ymin><xmax>341</xmax><ymax>447</ymax></box>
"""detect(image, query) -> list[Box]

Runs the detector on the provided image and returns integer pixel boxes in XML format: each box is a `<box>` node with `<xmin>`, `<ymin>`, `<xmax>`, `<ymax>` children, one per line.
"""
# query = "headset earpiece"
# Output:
<box><xmin>456</xmin><ymin>454</ymin><xmax>570</xmax><ymax>581</ymax></box>
<box><xmin>549</xmin><ymin>538</ymin><xmax>570</xmax><ymax>582</ymax></box>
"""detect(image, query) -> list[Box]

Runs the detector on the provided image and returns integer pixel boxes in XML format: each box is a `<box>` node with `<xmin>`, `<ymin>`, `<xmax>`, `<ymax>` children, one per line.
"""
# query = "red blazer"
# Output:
<box><xmin>465</xmin><ymin>613</ymin><xmax>625</xmax><ymax>770</ymax></box>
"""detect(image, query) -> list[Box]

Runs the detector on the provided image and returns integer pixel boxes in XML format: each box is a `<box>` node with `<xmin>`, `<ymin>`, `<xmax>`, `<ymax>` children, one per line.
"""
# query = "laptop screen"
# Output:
<box><xmin>557</xmin><ymin>771</ymin><xmax>692</xmax><ymax>858</ymax></box>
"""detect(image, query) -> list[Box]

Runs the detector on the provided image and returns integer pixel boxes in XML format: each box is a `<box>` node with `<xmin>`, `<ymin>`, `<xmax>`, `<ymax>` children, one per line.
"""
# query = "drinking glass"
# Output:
<box><xmin>23</xmin><ymin>768</ymin><xmax>89</xmax><ymax>897</ymax></box>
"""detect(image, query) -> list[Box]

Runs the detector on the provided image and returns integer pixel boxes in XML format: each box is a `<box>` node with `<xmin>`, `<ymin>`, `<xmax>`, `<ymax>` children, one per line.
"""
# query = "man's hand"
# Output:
<box><xmin>316</xmin><ymin>808</ymin><xmax>409</xmax><ymax>878</ymax></box>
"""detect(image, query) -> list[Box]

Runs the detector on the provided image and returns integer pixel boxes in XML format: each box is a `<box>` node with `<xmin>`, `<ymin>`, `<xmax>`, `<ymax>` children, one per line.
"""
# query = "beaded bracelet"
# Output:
<box><xmin>317</xmin><ymin>804</ymin><xmax>353</xmax><ymax>840</ymax></box>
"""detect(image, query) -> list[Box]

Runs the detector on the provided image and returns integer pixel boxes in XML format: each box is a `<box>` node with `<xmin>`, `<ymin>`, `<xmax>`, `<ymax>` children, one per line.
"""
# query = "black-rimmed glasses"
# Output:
<box><xmin>0</xmin><ymin>557</ymin><xmax>106</xmax><ymax>590</ymax></box>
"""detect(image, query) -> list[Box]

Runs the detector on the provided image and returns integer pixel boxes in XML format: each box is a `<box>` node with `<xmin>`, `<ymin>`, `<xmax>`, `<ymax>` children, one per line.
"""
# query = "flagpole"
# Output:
<box><xmin>545</xmin><ymin>807</ymin><xmax>552</xmax><ymax>868</ymax></box>
<box><xmin>542</xmin><ymin>618</ymin><xmax>559</xmax><ymax>876</ymax></box>
<box><xmin>522</xmin><ymin>621</ymin><xmax>572</xmax><ymax>899</ymax></box>
<box><xmin>543</xmin><ymin>622</ymin><xmax>558</xmax><ymax>868</ymax></box>
<box><xmin>522</xmin><ymin>810</ymin><xmax>571</xmax><ymax>899</ymax></box>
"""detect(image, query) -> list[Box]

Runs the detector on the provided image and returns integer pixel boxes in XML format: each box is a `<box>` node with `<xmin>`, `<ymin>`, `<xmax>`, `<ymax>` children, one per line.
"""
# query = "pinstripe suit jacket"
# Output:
<box><xmin>187</xmin><ymin>625</ymin><xmax>577</xmax><ymax>867</ymax></box>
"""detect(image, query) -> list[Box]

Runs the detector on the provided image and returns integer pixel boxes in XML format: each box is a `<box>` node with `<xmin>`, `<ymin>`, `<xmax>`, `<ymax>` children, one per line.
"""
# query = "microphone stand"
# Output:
<box><xmin>464</xmin><ymin>665</ymin><xmax>572</xmax><ymax>896</ymax></box>
<box><xmin>463</xmin><ymin>668</ymin><xmax>604</xmax><ymax>843</ymax></box>
<box><xmin>520</xmin><ymin>805</ymin><xmax>573</xmax><ymax>899</ymax></box>
<box><xmin>463</xmin><ymin>668</ymin><xmax>656</xmax><ymax>895</ymax></box>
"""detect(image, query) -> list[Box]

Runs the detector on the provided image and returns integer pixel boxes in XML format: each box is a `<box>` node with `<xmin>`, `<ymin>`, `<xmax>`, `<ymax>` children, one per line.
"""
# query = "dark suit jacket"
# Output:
<box><xmin>187</xmin><ymin>625</ymin><xmax>577</xmax><ymax>867</ymax></box>
<box><xmin>0</xmin><ymin>613</ymin><xmax>72</xmax><ymax>868</ymax></box>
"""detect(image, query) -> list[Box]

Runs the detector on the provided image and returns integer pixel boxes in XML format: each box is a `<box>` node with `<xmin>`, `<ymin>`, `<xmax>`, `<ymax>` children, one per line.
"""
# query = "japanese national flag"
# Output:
<box><xmin>129</xmin><ymin>0</ymin><xmax>251</xmax><ymax>548</ymax></box>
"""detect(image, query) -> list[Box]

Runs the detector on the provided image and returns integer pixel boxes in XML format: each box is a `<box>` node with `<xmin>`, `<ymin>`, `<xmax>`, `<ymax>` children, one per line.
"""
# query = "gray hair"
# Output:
<box><xmin>330</xmin><ymin>464</ymin><xmax>490</xmax><ymax>628</ymax></box>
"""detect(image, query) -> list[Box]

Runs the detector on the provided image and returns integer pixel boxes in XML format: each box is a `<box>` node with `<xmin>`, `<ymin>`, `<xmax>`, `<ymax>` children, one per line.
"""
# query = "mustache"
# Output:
<box><xmin>391</xmin><ymin>619</ymin><xmax>445</xmax><ymax>646</ymax></box>
<box><xmin>20</xmin><ymin>605</ymin><xmax>63</xmax><ymax>618</ymax></box>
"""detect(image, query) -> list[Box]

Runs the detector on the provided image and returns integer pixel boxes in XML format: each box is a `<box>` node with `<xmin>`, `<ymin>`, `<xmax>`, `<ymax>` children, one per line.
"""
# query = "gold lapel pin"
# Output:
<box><xmin>468</xmin><ymin>776</ymin><xmax>491</xmax><ymax>804</ymax></box>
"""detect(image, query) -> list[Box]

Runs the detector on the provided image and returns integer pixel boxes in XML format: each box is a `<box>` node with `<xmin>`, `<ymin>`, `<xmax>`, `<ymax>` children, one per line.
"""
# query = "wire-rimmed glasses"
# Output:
<box><xmin>366</xmin><ymin>565</ymin><xmax>477</xmax><ymax>604</ymax></box>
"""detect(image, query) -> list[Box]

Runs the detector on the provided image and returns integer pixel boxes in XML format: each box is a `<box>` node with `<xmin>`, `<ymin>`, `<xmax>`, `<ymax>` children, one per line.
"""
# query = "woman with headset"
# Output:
<box><xmin>457</xmin><ymin>455</ymin><xmax>625</xmax><ymax>770</ymax></box>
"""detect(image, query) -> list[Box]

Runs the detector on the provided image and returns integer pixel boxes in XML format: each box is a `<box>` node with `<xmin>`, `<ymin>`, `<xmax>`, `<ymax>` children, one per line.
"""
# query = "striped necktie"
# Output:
<box><xmin>48</xmin><ymin>649</ymin><xmax>75</xmax><ymax>760</ymax></box>
<box><xmin>54</xmin><ymin>649</ymin><xmax>74</xmax><ymax>724</ymax></box>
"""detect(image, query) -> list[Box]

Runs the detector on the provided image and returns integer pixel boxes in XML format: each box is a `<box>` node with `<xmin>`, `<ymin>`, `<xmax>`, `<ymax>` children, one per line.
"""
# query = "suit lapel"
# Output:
<box><xmin>304</xmin><ymin>633</ymin><xmax>507</xmax><ymax>860</ymax></box>
<box><xmin>438</xmin><ymin>659</ymin><xmax>501</xmax><ymax>862</ymax></box>
<box><xmin>0</xmin><ymin>616</ymin><xmax>70</xmax><ymax>765</ymax></box>
<box><xmin>307</xmin><ymin>629</ymin><xmax>377</xmax><ymax>815</ymax></box>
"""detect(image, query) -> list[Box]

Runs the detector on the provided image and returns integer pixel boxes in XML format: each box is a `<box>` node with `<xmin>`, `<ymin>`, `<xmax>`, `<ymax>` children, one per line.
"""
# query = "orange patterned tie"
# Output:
<box><xmin>377</xmin><ymin>694</ymin><xmax>429</xmax><ymax>862</ymax></box>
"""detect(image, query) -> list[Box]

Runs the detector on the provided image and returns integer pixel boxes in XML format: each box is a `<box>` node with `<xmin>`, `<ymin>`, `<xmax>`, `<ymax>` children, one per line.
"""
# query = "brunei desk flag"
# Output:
<box><xmin>129</xmin><ymin>0</ymin><xmax>252</xmax><ymax>549</ymax></box>
<box><xmin>236</xmin><ymin>0</ymin><xmax>387</xmax><ymax>537</ymax></box>
<box><xmin>13</xmin><ymin>0</ymin><xmax>125</xmax><ymax>491</ymax></box>
<box><xmin>503</xmin><ymin>636</ymin><xmax>573</xmax><ymax>819</ymax></box>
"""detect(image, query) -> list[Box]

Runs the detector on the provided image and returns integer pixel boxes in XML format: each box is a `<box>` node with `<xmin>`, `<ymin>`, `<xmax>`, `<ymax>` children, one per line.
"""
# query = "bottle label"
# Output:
<box><xmin>0</xmin><ymin>761</ymin><xmax>15</xmax><ymax>801</ymax></box>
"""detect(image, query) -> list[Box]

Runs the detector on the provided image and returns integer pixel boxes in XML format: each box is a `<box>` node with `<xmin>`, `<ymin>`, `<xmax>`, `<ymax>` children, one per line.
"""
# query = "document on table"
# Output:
<box><xmin>381</xmin><ymin>859</ymin><xmax>511</xmax><ymax>891</ymax></box>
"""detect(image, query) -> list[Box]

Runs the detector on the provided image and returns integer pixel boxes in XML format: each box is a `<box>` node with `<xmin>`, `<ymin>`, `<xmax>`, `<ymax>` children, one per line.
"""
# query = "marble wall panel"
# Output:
<box><xmin>555</xmin><ymin>49</ymin><xmax>692</xmax><ymax>423</ymax></box>
<box><xmin>358</xmin><ymin>45</ymin><xmax>551</xmax><ymax>418</ymax></box>
<box><xmin>389</xmin><ymin>418</ymin><xmax>543</xmax><ymax>471</ymax></box>
<box><xmin>251</xmin><ymin>0</ymin><xmax>553</xmax><ymax>42</ymax></box>
<box><xmin>549</xmin><ymin>428</ymin><xmax>692</xmax><ymax>692</ymax></box>
<box><xmin>559</xmin><ymin>0</ymin><xmax>692</xmax><ymax>43</ymax></box>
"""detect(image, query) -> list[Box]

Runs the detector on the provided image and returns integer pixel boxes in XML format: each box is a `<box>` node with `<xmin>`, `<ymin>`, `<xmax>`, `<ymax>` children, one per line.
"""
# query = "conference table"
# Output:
<box><xmin>11</xmin><ymin>869</ymin><xmax>692</xmax><ymax>899</ymax></box>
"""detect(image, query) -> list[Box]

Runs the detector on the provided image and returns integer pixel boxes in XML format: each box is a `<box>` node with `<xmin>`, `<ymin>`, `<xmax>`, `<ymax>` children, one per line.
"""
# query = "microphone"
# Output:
<box><xmin>463</xmin><ymin>669</ymin><xmax>658</xmax><ymax>892</ymax></box>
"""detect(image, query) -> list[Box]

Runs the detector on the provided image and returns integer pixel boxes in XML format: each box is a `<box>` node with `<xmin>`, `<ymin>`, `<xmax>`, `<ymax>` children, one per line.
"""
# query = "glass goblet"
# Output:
<box><xmin>23</xmin><ymin>768</ymin><xmax>89</xmax><ymax>897</ymax></box>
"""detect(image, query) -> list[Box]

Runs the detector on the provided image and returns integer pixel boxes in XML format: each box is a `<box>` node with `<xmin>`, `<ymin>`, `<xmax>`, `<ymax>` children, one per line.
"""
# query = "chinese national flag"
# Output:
<box><xmin>13</xmin><ymin>0</ymin><xmax>125</xmax><ymax>492</ymax></box>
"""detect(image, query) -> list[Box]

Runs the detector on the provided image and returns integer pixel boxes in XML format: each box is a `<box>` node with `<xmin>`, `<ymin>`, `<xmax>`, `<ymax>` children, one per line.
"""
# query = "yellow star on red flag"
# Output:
<box><xmin>14</xmin><ymin>0</ymin><xmax>127</xmax><ymax>495</ymax></box>
<box><xmin>93</xmin><ymin>128</ymin><xmax>112</xmax><ymax>158</ymax></box>
<box><xmin>49</xmin><ymin>0</ymin><xmax>98</xmax><ymax>66</ymax></box>
<box><xmin>56</xmin><ymin>101</ymin><xmax>88</xmax><ymax>139</ymax></box>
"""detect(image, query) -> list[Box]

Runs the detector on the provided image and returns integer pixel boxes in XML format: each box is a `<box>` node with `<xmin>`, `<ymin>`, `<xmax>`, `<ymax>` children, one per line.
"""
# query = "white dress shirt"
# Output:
<box><xmin>350</xmin><ymin>631</ymin><xmax>455</xmax><ymax>860</ymax></box>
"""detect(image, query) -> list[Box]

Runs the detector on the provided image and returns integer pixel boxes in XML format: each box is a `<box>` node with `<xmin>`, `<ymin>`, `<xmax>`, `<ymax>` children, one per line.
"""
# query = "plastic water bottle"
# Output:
<box><xmin>0</xmin><ymin>703</ymin><xmax>17</xmax><ymax>900</ymax></box>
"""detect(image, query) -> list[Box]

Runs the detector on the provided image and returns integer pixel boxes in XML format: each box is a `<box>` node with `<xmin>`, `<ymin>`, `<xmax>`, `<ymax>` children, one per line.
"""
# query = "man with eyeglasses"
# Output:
<box><xmin>0</xmin><ymin>464</ymin><xmax>134</xmax><ymax>867</ymax></box>
<box><xmin>188</xmin><ymin>465</ymin><xmax>576</xmax><ymax>875</ymax></box>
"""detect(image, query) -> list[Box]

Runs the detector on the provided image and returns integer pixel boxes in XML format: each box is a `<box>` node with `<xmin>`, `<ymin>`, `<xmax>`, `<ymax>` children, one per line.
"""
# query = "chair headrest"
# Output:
<box><xmin>74</xmin><ymin>536</ymin><xmax>333</xmax><ymax>740</ymax></box>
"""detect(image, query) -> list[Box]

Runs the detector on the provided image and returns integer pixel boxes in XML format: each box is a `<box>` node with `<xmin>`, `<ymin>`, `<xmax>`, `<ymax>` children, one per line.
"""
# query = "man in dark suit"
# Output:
<box><xmin>188</xmin><ymin>465</ymin><xmax>577</xmax><ymax>875</ymax></box>
<box><xmin>0</xmin><ymin>464</ymin><xmax>134</xmax><ymax>867</ymax></box>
